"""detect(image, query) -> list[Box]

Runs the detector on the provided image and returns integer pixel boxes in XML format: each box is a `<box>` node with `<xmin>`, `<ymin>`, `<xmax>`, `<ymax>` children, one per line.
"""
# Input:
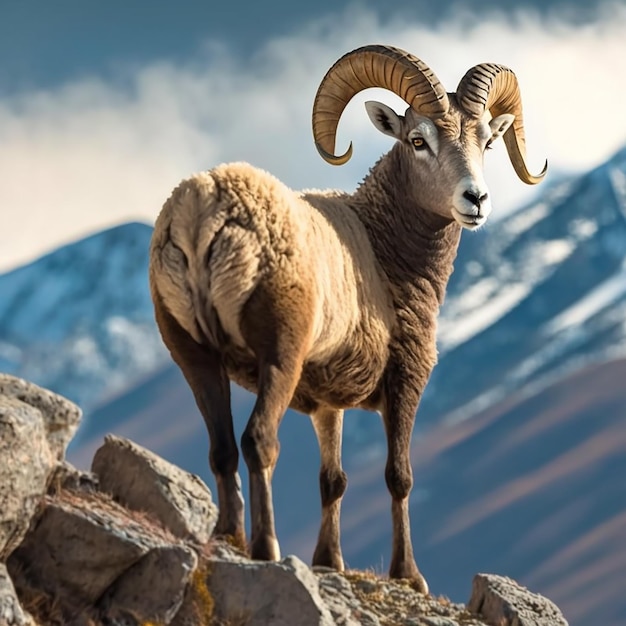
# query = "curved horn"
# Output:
<box><xmin>456</xmin><ymin>63</ymin><xmax>547</xmax><ymax>184</ymax></box>
<box><xmin>312</xmin><ymin>45</ymin><xmax>449</xmax><ymax>165</ymax></box>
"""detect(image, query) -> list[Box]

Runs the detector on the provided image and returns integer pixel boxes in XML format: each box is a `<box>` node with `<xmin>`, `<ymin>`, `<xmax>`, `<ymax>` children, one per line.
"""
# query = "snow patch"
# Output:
<box><xmin>609</xmin><ymin>166</ymin><xmax>626</xmax><ymax>220</ymax></box>
<box><xmin>105</xmin><ymin>316</ymin><xmax>167</xmax><ymax>373</ymax></box>
<box><xmin>569</xmin><ymin>218</ymin><xmax>598</xmax><ymax>240</ymax></box>
<box><xmin>440</xmin><ymin>230</ymin><xmax>576</xmax><ymax>353</ymax></box>
<box><xmin>443</xmin><ymin>387</ymin><xmax>507</xmax><ymax>426</ymax></box>
<box><xmin>546</xmin><ymin>260</ymin><xmax>626</xmax><ymax>334</ymax></box>
<box><xmin>439</xmin><ymin>282</ymin><xmax>531</xmax><ymax>351</ymax></box>
<box><xmin>506</xmin><ymin>202</ymin><xmax>549</xmax><ymax>235</ymax></box>
<box><xmin>531</xmin><ymin>239</ymin><xmax>575</xmax><ymax>265</ymax></box>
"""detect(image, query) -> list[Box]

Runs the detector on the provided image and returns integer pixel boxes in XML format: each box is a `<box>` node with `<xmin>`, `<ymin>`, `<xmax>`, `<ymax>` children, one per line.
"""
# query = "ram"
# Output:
<box><xmin>149</xmin><ymin>44</ymin><xmax>546</xmax><ymax>591</ymax></box>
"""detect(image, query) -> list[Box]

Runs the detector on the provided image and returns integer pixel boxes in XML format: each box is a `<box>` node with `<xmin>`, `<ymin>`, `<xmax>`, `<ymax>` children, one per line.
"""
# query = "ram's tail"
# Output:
<box><xmin>150</xmin><ymin>169</ymin><xmax>263</xmax><ymax>349</ymax></box>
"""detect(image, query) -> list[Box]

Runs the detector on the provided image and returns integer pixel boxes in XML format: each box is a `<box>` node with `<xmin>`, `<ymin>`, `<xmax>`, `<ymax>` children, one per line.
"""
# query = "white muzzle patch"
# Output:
<box><xmin>452</xmin><ymin>176</ymin><xmax>492</xmax><ymax>230</ymax></box>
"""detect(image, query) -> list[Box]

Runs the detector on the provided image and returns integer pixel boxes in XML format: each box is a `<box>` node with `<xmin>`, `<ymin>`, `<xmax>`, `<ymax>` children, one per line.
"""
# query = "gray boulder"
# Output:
<box><xmin>0</xmin><ymin>394</ymin><xmax>54</xmax><ymax>560</ymax></box>
<box><xmin>10</xmin><ymin>491</ymin><xmax>194</xmax><ymax>619</ymax></box>
<box><xmin>204</xmin><ymin>553</ymin><xmax>336</xmax><ymax>626</ymax></box>
<box><xmin>316</xmin><ymin>570</ymin><xmax>380</xmax><ymax>625</ymax></box>
<box><xmin>0</xmin><ymin>375</ymin><xmax>82</xmax><ymax>560</ymax></box>
<box><xmin>48</xmin><ymin>460</ymin><xmax>99</xmax><ymax>495</ymax></box>
<box><xmin>92</xmin><ymin>434</ymin><xmax>218</xmax><ymax>544</ymax></box>
<box><xmin>468</xmin><ymin>573</ymin><xmax>569</xmax><ymax>626</ymax></box>
<box><xmin>0</xmin><ymin>374</ymin><xmax>81</xmax><ymax>462</ymax></box>
<box><xmin>98</xmin><ymin>544</ymin><xmax>197</xmax><ymax>624</ymax></box>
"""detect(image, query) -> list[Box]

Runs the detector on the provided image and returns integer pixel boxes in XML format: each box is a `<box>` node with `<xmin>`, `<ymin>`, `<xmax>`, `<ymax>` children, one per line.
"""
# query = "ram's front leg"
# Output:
<box><xmin>382</xmin><ymin>369</ymin><xmax>429</xmax><ymax>593</ymax></box>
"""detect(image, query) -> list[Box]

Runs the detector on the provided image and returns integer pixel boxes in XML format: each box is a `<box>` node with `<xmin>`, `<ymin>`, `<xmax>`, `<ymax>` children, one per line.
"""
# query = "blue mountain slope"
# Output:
<box><xmin>0</xmin><ymin>222</ymin><xmax>168</xmax><ymax>408</ymax></box>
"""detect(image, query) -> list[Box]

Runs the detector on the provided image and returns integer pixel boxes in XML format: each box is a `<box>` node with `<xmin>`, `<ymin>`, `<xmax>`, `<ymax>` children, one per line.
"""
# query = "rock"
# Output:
<box><xmin>0</xmin><ymin>394</ymin><xmax>55</xmax><ymax>560</ymax></box>
<box><xmin>98</xmin><ymin>544</ymin><xmax>197</xmax><ymax>624</ymax></box>
<box><xmin>9</xmin><ymin>491</ymin><xmax>184</xmax><ymax>612</ymax></box>
<box><xmin>92</xmin><ymin>435</ymin><xmax>218</xmax><ymax>543</ymax></box>
<box><xmin>48</xmin><ymin>461</ymin><xmax>99</xmax><ymax>495</ymax></box>
<box><xmin>317</xmin><ymin>571</ymin><xmax>379</xmax><ymax>625</ymax></box>
<box><xmin>205</xmin><ymin>553</ymin><xmax>336</xmax><ymax>626</ymax></box>
<box><xmin>0</xmin><ymin>374</ymin><xmax>81</xmax><ymax>462</ymax></box>
<box><xmin>0</xmin><ymin>564</ymin><xmax>34</xmax><ymax>626</ymax></box>
<box><xmin>0</xmin><ymin>375</ymin><xmax>82</xmax><ymax>560</ymax></box>
<box><xmin>421</xmin><ymin>617</ymin><xmax>462</xmax><ymax>626</ymax></box>
<box><xmin>468</xmin><ymin>573</ymin><xmax>569</xmax><ymax>626</ymax></box>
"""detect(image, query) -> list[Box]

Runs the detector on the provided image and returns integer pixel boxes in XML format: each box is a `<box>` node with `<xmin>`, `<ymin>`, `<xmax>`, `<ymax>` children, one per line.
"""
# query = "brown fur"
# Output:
<box><xmin>150</xmin><ymin>100</ymin><xmax>501</xmax><ymax>592</ymax></box>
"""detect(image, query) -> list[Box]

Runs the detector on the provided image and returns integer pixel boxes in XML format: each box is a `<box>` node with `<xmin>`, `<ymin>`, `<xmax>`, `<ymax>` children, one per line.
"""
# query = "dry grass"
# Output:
<box><xmin>54</xmin><ymin>487</ymin><xmax>182</xmax><ymax>546</ymax></box>
<box><xmin>187</xmin><ymin>563</ymin><xmax>216</xmax><ymax>624</ymax></box>
<box><xmin>330</xmin><ymin>567</ymin><xmax>487</xmax><ymax>626</ymax></box>
<box><xmin>172</xmin><ymin>553</ymin><xmax>253</xmax><ymax>626</ymax></box>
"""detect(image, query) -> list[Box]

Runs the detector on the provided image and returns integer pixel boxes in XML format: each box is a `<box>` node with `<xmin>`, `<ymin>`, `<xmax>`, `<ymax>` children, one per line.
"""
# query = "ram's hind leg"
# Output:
<box><xmin>240</xmin><ymin>280</ymin><xmax>314</xmax><ymax>561</ymax></box>
<box><xmin>153</xmin><ymin>293</ymin><xmax>245</xmax><ymax>548</ymax></box>
<box><xmin>311</xmin><ymin>407</ymin><xmax>347</xmax><ymax>570</ymax></box>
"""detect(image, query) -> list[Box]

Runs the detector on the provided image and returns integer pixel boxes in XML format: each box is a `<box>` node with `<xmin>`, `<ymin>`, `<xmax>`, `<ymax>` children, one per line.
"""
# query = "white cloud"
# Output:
<box><xmin>1</xmin><ymin>3</ymin><xmax>625</xmax><ymax>272</ymax></box>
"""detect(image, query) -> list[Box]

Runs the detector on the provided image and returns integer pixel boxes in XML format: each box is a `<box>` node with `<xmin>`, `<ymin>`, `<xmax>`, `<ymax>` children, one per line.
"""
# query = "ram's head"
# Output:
<box><xmin>312</xmin><ymin>45</ymin><xmax>547</xmax><ymax>229</ymax></box>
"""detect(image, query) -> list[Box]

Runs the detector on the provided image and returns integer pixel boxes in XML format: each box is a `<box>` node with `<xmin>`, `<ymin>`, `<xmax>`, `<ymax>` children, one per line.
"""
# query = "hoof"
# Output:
<box><xmin>312</xmin><ymin>545</ymin><xmax>344</xmax><ymax>571</ymax></box>
<box><xmin>213</xmin><ymin>513</ymin><xmax>246</xmax><ymax>547</ymax></box>
<box><xmin>389</xmin><ymin>562</ymin><xmax>429</xmax><ymax>594</ymax></box>
<box><xmin>408</xmin><ymin>573</ymin><xmax>429</xmax><ymax>595</ymax></box>
<box><xmin>250</xmin><ymin>534</ymin><xmax>281</xmax><ymax>561</ymax></box>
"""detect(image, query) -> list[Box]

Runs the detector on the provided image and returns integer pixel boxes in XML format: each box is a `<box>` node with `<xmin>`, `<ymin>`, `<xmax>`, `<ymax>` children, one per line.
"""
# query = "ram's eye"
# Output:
<box><xmin>485</xmin><ymin>140</ymin><xmax>493</xmax><ymax>151</ymax></box>
<box><xmin>412</xmin><ymin>137</ymin><xmax>426</xmax><ymax>150</ymax></box>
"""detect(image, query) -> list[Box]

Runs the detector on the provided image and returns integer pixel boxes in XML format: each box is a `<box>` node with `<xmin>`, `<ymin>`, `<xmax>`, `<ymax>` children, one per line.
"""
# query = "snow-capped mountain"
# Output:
<box><xmin>0</xmin><ymin>222</ymin><xmax>167</xmax><ymax>409</ymax></box>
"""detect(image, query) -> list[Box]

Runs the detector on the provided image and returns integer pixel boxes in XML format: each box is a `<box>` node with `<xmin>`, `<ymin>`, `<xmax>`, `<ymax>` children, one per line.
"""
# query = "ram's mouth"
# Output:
<box><xmin>452</xmin><ymin>207</ymin><xmax>487</xmax><ymax>230</ymax></box>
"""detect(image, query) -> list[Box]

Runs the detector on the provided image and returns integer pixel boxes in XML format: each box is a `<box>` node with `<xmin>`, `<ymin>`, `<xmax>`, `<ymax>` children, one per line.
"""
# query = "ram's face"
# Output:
<box><xmin>312</xmin><ymin>46</ymin><xmax>546</xmax><ymax>231</ymax></box>
<box><xmin>365</xmin><ymin>100</ymin><xmax>514</xmax><ymax>230</ymax></box>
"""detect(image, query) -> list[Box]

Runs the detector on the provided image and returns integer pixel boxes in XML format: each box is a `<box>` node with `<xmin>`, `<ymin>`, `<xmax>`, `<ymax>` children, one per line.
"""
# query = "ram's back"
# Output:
<box><xmin>150</xmin><ymin>162</ymin><xmax>394</xmax><ymax>406</ymax></box>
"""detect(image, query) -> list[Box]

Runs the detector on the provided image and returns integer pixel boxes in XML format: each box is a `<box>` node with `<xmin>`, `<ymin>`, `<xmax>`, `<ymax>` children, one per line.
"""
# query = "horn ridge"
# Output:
<box><xmin>456</xmin><ymin>62</ymin><xmax>547</xmax><ymax>185</ymax></box>
<box><xmin>312</xmin><ymin>44</ymin><xmax>449</xmax><ymax>165</ymax></box>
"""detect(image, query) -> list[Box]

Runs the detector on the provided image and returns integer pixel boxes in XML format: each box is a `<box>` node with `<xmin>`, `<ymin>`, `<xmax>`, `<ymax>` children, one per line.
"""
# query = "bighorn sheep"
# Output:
<box><xmin>149</xmin><ymin>45</ymin><xmax>546</xmax><ymax>591</ymax></box>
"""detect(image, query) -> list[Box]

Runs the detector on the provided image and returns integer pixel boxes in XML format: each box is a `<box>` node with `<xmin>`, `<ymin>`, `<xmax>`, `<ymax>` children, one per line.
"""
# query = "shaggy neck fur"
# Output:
<box><xmin>352</xmin><ymin>144</ymin><xmax>462</xmax><ymax>306</ymax></box>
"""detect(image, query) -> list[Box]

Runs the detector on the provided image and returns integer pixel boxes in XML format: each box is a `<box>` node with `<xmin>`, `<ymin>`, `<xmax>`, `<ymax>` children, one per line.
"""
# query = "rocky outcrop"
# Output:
<box><xmin>469</xmin><ymin>574</ymin><xmax>569</xmax><ymax>626</ymax></box>
<box><xmin>92</xmin><ymin>435</ymin><xmax>218</xmax><ymax>544</ymax></box>
<box><xmin>0</xmin><ymin>374</ymin><xmax>81</xmax><ymax>626</ymax></box>
<box><xmin>0</xmin><ymin>374</ymin><xmax>81</xmax><ymax>464</ymax></box>
<box><xmin>0</xmin><ymin>375</ymin><xmax>569</xmax><ymax>626</ymax></box>
<box><xmin>0</xmin><ymin>374</ymin><xmax>80</xmax><ymax>563</ymax></box>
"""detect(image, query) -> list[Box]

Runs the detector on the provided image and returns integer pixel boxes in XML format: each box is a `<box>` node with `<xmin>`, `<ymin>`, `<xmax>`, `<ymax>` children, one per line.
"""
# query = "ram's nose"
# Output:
<box><xmin>452</xmin><ymin>178</ymin><xmax>492</xmax><ymax>229</ymax></box>
<box><xmin>462</xmin><ymin>189</ymin><xmax>489</xmax><ymax>212</ymax></box>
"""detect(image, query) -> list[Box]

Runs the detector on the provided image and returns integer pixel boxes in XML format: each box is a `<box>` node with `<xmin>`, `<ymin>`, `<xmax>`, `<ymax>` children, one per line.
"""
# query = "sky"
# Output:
<box><xmin>1</xmin><ymin>0</ymin><xmax>625</xmax><ymax>272</ymax></box>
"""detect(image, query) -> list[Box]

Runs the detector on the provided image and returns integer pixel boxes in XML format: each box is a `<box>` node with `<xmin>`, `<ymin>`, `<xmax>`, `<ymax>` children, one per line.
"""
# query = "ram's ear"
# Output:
<box><xmin>365</xmin><ymin>101</ymin><xmax>403</xmax><ymax>140</ymax></box>
<box><xmin>489</xmin><ymin>113</ymin><xmax>515</xmax><ymax>143</ymax></box>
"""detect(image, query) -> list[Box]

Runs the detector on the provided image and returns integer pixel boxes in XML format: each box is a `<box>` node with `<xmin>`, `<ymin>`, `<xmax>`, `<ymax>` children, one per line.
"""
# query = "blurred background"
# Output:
<box><xmin>1</xmin><ymin>1</ymin><xmax>625</xmax><ymax>624</ymax></box>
